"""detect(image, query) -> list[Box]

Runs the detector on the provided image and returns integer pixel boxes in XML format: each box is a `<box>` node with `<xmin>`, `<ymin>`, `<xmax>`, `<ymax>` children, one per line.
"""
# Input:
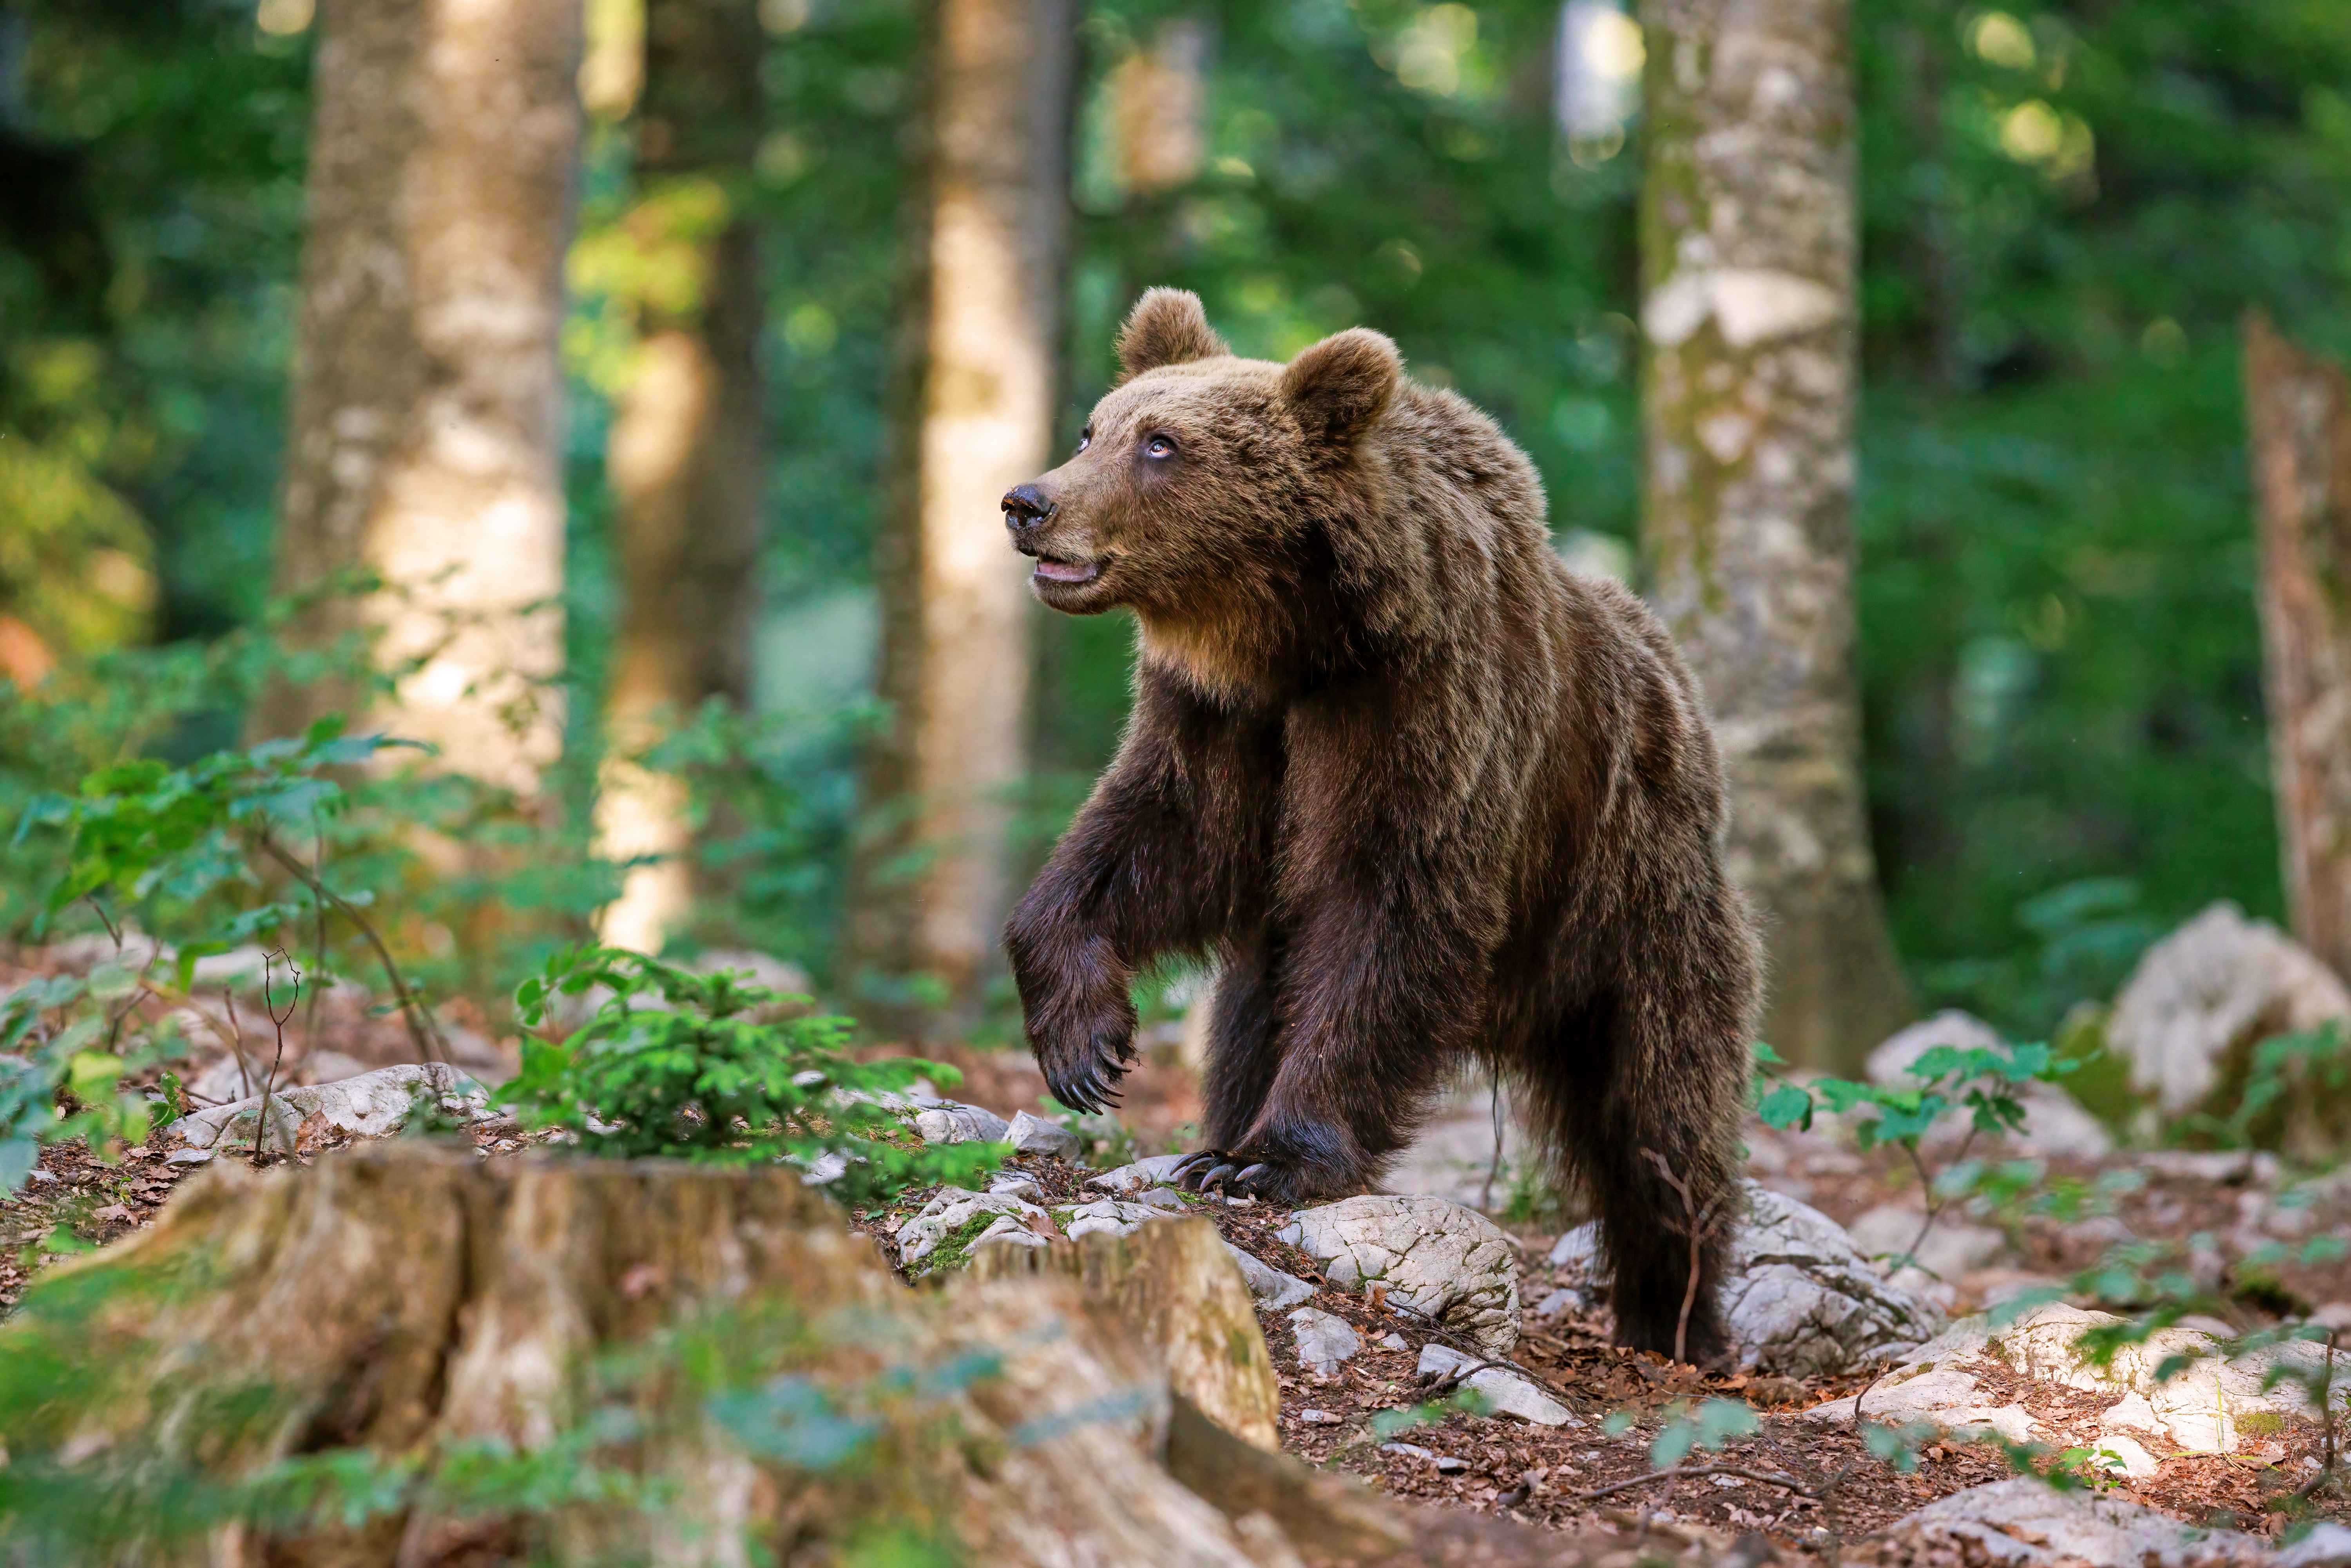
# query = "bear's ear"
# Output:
<box><xmin>1280</xmin><ymin>328</ymin><xmax>1402</xmax><ymax>449</ymax></box>
<box><xmin>1116</xmin><ymin>288</ymin><xmax>1230</xmax><ymax>380</ymax></box>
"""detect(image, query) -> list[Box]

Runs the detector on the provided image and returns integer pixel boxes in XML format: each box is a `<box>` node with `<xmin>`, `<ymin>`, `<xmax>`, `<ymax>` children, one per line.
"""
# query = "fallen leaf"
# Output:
<box><xmin>91</xmin><ymin>1205</ymin><xmax>133</xmax><ymax>1224</ymax></box>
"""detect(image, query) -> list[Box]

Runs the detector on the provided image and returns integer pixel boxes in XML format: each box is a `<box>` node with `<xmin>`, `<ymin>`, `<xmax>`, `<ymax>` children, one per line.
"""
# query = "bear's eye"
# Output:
<box><xmin>1143</xmin><ymin>433</ymin><xmax>1177</xmax><ymax>460</ymax></box>
<box><xmin>1076</xmin><ymin>427</ymin><xmax>1092</xmax><ymax>453</ymax></box>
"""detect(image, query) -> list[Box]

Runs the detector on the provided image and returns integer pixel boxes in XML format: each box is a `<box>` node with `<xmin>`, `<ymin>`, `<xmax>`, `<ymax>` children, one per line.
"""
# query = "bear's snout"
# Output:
<box><xmin>1001</xmin><ymin>483</ymin><xmax>1056</xmax><ymax>548</ymax></box>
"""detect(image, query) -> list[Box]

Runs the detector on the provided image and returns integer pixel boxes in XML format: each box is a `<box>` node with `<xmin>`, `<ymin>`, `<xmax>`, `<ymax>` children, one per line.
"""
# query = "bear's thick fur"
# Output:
<box><xmin>1000</xmin><ymin>290</ymin><xmax>1761</xmax><ymax>1360</ymax></box>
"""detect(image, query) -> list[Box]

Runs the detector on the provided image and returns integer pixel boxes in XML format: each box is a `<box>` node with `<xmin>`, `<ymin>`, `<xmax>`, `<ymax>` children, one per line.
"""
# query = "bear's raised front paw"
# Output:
<box><xmin>1169</xmin><ymin>1149</ymin><xmax>1300</xmax><ymax>1203</ymax></box>
<box><xmin>1036</xmin><ymin>1023</ymin><xmax>1134</xmax><ymax>1115</ymax></box>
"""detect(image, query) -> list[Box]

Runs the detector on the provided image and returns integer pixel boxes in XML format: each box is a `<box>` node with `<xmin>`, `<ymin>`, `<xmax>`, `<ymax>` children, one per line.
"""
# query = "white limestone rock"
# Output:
<box><xmin>2277</xmin><ymin>1524</ymin><xmax>2351</xmax><ymax>1568</ymax></box>
<box><xmin>912</xmin><ymin>1102</ymin><xmax>1011</xmax><ymax>1145</ymax></box>
<box><xmin>1004</xmin><ymin>1109</ymin><xmax>1082</xmax><ymax>1161</ymax></box>
<box><xmin>1548</xmin><ymin>1181</ymin><xmax>1944</xmax><ymax>1376</ymax></box>
<box><xmin>1056</xmin><ymin>1196</ymin><xmax>1176</xmax><ymax>1241</ymax></box>
<box><xmin>1878</xmin><ymin>1477</ymin><xmax>2262</xmax><ymax>1567</ymax></box>
<box><xmin>1085</xmin><ymin>1153</ymin><xmax>1194</xmax><ymax>1195</ymax></box>
<box><xmin>1802</xmin><ymin>1365</ymin><xmax>2032</xmax><ymax>1443</ymax></box>
<box><xmin>896</xmin><ymin>1186</ymin><xmax>1046</xmax><ymax>1271</ymax></box>
<box><xmin>1416</xmin><ymin>1344</ymin><xmax>1579</xmax><ymax>1427</ymax></box>
<box><xmin>1846</xmin><ymin>1204</ymin><xmax>2015</xmax><ymax>1280</ymax></box>
<box><xmin>1287</xmin><ymin>1307</ymin><xmax>1361</xmax><ymax>1374</ymax></box>
<box><xmin>174</xmin><ymin>1063</ymin><xmax>484</xmax><ymax>1153</ymax></box>
<box><xmin>2085</xmin><ymin>1433</ymin><xmax>2161</xmax><ymax>1481</ymax></box>
<box><xmin>965</xmin><ymin>1213</ymin><xmax>1054</xmax><ymax>1257</ymax></box>
<box><xmin>1224</xmin><ymin>1244</ymin><xmax>1315</xmax><ymax>1311</ymax></box>
<box><xmin>2108</xmin><ymin>902</ymin><xmax>2351</xmax><ymax>1146</ymax></box>
<box><xmin>1805</xmin><ymin>1301</ymin><xmax>2349</xmax><ymax>1454</ymax></box>
<box><xmin>1277</xmin><ymin>1195</ymin><xmax>1521</xmax><ymax>1358</ymax></box>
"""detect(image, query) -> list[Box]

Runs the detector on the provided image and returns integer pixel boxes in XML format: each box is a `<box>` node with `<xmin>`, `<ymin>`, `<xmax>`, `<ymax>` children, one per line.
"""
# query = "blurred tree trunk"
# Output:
<box><xmin>593</xmin><ymin>0</ymin><xmax>769</xmax><ymax>956</ymax></box>
<box><xmin>1637</xmin><ymin>0</ymin><xmax>1908</xmax><ymax>1071</ymax></box>
<box><xmin>2246</xmin><ymin>313</ymin><xmax>2351</xmax><ymax>983</ymax></box>
<box><xmin>259</xmin><ymin>0</ymin><xmax>582</xmax><ymax>795</ymax></box>
<box><xmin>848</xmin><ymin>0</ymin><xmax>1073</xmax><ymax>1031</ymax></box>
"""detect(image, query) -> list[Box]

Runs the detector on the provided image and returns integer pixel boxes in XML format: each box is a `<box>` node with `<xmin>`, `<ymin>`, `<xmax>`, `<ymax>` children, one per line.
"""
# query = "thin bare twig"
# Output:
<box><xmin>1899</xmin><ymin>1127</ymin><xmax>1978</xmax><ymax>1274</ymax></box>
<box><xmin>1379</xmin><ymin>1294</ymin><xmax>1572</xmax><ymax>1396</ymax></box>
<box><xmin>253</xmin><ymin>831</ymin><xmax>444</xmax><ymax>1064</ymax></box>
<box><xmin>1851</xmin><ymin>1363</ymin><xmax>1888</xmax><ymax>1436</ymax></box>
<box><xmin>1642</xmin><ymin>1147</ymin><xmax>1729</xmax><ymax>1366</ymax></box>
<box><xmin>249</xmin><ymin>950</ymin><xmax>300</xmax><ymax>1169</ymax></box>
<box><xmin>84</xmin><ymin>894</ymin><xmax>122</xmax><ymax>951</ymax></box>
<box><xmin>1571</xmin><ymin>1461</ymin><xmax>1820</xmax><ymax>1505</ymax></box>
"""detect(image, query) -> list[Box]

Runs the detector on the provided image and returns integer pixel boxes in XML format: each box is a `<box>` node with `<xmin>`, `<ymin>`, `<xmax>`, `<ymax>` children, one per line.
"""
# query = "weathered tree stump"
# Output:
<box><xmin>0</xmin><ymin>1145</ymin><xmax>1616</xmax><ymax>1567</ymax></box>
<box><xmin>967</xmin><ymin>1214</ymin><xmax>1280</xmax><ymax>1449</ymax></box>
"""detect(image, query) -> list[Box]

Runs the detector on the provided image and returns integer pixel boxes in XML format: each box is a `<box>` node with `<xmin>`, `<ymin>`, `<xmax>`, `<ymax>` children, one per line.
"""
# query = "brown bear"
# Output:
<box><xmin>999</xmin><ymin>289</ymin><xmax>1761</xmax><ymax>1361</ymax></box>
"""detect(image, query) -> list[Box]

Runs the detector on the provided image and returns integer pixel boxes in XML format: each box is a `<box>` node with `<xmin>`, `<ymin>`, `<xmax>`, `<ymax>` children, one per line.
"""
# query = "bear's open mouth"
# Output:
<box><xmin>1032</xmin><ymin>554</ymin><xmax>1100</xmax><ymax>585</ymax></box>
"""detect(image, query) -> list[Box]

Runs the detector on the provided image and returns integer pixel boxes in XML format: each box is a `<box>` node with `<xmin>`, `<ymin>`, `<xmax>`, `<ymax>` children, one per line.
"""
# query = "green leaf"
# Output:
<box><xmin>1756</xmin><ymin>1081</ymin><xmax>1815</xmax><ymax>1131</ymax></box>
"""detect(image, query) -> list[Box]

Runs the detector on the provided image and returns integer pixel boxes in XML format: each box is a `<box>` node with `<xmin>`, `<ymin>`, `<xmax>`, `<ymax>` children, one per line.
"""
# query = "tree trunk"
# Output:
<box><xmin>594</xmin><ymin>0</ymin><xmax>770</xmax><ymax>955</ymax></box>
<box><xmin>6</xmin><ymin>1144</ymin><xmax>1591</xmax><ymax>1566</ymax></box>
<box><xmin>2246</xmin><ymin>313</ymin><xmax>2351</xmax><ymax>984</ymax></box>
<box><xmin>259</xmin><ymin>0</ymin><xmax>581</xmax><ymax>796</ymax></box>
<box><xmin>1636</xmin><ymin>0</ymin><xmax>1907</xmax><ymax>1071</ymax></box>
<box><xmin>846</xmin><ymin>0</ymin><xmax>1073</xmax><ymax>1031</ymax></box>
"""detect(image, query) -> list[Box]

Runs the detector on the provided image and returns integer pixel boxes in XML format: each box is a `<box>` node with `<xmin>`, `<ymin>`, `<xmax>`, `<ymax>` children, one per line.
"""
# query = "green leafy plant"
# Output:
<box><xmin>1647</xmin><ymin>1396</ymin><xmax>1759</xmax><ymax>1469</ymax></box>
<box><xmin>494</xmin><ymin>945</ymin><xmax>1003</xmax><ymax>1204</ymax></box>
<box><xmin>1755</xmin><ymin>1036</ymin><xmax>2082</xmax><ymax>1273</ymax></box>
<box><xmin>0</xmin><ymin>963</ymin><xmax>195</xmax><ymax>1188</ymax></box>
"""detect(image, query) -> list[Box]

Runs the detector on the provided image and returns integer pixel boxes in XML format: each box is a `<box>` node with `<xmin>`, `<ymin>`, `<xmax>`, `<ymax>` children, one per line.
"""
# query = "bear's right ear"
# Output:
<box><xmin>1280</xmin><ymin>328</ymin><xmax>1402</xmax><ymax>449</ymax></box>
<box><xmin>1116</xmin><ymin>288</ymin><xmax>1230</xmax><ymax>381</ymax></box>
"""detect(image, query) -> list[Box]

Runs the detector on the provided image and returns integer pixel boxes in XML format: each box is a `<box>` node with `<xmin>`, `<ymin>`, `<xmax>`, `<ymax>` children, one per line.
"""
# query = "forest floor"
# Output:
<box><xmin>839</xmin><ymin>1046</ymin><xmax>2351</xmax><ymax>1561</ymax></box>
<box><xmin>8</xmin><ymin>967</ymin><xmax>2351</xmax><ymax>1561</ymax></box>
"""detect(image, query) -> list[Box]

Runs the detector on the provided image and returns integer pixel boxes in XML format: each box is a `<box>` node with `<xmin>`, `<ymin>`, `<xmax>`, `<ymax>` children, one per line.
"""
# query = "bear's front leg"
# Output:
<box><xmin>1006</xmin><ymin>672</ymin><xmax>1279</xmax><ymax>1113</ymax></box>
<box><xmin>1004</xmin><ymin>909</ymin><xmax>1138</xmax><ymax>1114</ymax></box>
<box><xmin>1171</xmin><ymin>916</ymin><xmax>1491</xmax><ymax>1204</ymax></box>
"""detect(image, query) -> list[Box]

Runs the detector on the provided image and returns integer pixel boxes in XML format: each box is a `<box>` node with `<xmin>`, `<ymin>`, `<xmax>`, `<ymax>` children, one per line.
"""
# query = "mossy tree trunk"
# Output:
<box><xmin>2246</xmin><ymin>313</ymin><xmax>2351</xmax><ymax>985</ymax></box>
<box><xmin>260</xmin><ymin>0</ymin><xmax>581</xmax><ymax>795</ymax></box>
<box><xmin>594</xmin><ymin>0</ymin><xmax>770</xmax><ymax>956</ymax></box>
<box><xmin>1636</xmin><ymin>0</ymin><xmax>1907</xmax><ymax>1071</ymax></box>
<box><xmin>848</xmin><ymin>0</ymin><xmax>1074</xmax><ymax>1032</ymax></box>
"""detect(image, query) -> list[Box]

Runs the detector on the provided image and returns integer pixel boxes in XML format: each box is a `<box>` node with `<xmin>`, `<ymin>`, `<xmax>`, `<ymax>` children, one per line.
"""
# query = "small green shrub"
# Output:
<box><xmin>494</xmin><ymin>945</ymin><xmax>1002</xmax><ymax>1205</ymax></box>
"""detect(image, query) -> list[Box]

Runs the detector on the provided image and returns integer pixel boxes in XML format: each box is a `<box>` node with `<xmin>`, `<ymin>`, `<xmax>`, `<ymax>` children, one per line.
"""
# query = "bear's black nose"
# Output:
<box><xmin>1002</xmin><ymin>483</ymin><xmax>1054</xmax><ymax>531</ymax></box>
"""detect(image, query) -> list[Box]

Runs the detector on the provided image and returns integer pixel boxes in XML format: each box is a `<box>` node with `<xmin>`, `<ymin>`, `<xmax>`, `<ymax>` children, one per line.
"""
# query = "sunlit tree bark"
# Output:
<box><xmin>1637</xmin><ymin>0</ymin><xmax>1907</xmax><ymax>1070</ymax></box>
<box><xmin>261</xmin><ymin>0</ymin><xmax>582</xmax><ymax>795</ymax></box>
<box><xmin>593</xmin><ymin>0</ymin><xmax>768</xmax><ymax>955</ymax></box>
<box><xmin>848</xmin><ymin>0</ymin><xmax>1073</xmax><ymax>1029</ymax></box>
<box><xmin>2246</xmin><ymin>313</ymin><xmax>2351</xmax><ymax>984</ymax></box>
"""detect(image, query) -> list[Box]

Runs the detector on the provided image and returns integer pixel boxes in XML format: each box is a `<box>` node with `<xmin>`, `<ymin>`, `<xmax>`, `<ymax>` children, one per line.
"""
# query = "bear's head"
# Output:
<box><xmin>1001</xmin><ymin>288</ymin><xmax>1407</xmax><ymax>693</ymax></box>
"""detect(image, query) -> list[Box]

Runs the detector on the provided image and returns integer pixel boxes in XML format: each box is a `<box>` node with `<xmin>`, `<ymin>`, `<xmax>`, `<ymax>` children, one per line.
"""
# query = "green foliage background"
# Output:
<box><xmin>3</xmin><ymin>0</ymin><xmax>2350</xmax><ymax>1035</ymax></box>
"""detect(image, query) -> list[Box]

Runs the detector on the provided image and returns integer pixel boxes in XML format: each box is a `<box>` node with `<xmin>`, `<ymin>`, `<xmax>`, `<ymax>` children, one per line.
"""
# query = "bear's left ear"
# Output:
<box><xmin>1280</xmin><ymin>328</ymin><xmax>1402</xmax><ymax>449</ymax></box>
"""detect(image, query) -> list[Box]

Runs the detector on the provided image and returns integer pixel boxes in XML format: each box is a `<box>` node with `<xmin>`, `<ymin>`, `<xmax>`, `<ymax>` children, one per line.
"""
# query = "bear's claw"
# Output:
<box><xmin>1046</xmin><ymin>1059</ymin><xmax>1124</xmax><ymax>1114</ymax></box>
<box><xmin>1171</xmin><ymin>1150</ymin><xmax>1284</xmax><ymax>1200</ymax></box>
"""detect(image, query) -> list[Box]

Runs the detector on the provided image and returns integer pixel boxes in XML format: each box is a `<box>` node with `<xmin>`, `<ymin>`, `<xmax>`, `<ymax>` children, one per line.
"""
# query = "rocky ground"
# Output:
<box><xmin>20</xmin><ymin>903</ymin><xmax>2351</xmax><ymax>1564</ymax></box>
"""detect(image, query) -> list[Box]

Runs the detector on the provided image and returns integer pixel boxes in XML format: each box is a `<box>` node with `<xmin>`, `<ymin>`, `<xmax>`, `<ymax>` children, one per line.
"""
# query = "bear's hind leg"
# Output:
<box><xmin>1525</xmin><ymin>987</ymin><xmax>1744</xmax><ymax>1365</ymax></box>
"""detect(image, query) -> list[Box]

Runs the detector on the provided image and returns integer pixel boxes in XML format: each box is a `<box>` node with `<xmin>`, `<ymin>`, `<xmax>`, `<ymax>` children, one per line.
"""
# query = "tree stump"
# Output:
<box><xmin>0</xmin><ymin>1145</ymin><xmax>1607</xmax><ymax>1567</ymax></box>
<box><xmin>967</xmin><ymin>1215</ymin><xmax>1280</xmax><ymax>1449</ymax></box>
